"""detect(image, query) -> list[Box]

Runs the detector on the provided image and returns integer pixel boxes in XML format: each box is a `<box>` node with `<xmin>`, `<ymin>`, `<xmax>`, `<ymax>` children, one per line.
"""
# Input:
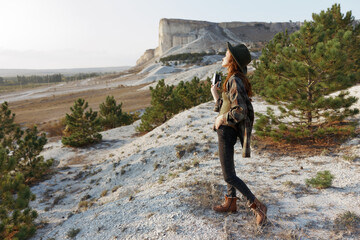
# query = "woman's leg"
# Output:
<box><xmin>217</xmin><ymin>125</ymin><xmax>255</xmax><ymax>203</ymax></box>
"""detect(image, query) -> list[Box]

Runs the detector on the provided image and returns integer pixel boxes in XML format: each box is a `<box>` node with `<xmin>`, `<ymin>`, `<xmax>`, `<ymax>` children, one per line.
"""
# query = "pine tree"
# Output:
<box><xmin>62</xmin><ymin>98</ymin><xmax>102</xmax><ymax>147</ymax></box>
<box><xmin>137</xmin><ymin>79</ymin><xmax>178</xmax><ymax>132</ymax></box>
<box><xmin>174</xmin><ymin>77</ymin><xmax>213</xmax><ymax>109</ymax></box>
<box><xmin>150</xmin><ymin>79</ymin><xmax>178</xmax><ymax>123</ymax></box>
<box><xmin>251</xmin><ymin>4</ymin><xmax>359</xmax><ymax>141</ymax></box>
<box><xmin>0</xmin><ymin>102</ymin><xmax>52</xmax><ymax>239</ymax></box>
<box><xmin>99</xmin><ymin>96</ymin><xmax>134</xmax><ymax>130</ymax></box>
<box><xmin>16</xmin><ymin>126</ymin><xmax>53</xmax><ymax>182</ymax></box>
<box><xmin>0</xmin><ymin>102</ymin><xmax>53</xmax><ymax>183</ymax></box>
<box><xmin>0</xmin><ymin>149</ymin><xmax>38</xmax><ymax>240</ymax></box>
<box><xmin>137</xmin><ymin>77</ymin><xmax>213</xmax><ymax>133</ymax></box>
<box><xmin>0</xmin><ymin>102</ymin><xmax>21</xmax><ymax>149</ymax></box>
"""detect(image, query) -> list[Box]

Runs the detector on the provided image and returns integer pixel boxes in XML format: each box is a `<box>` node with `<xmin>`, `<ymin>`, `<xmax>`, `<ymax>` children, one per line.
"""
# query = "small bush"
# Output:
<box><xmin>168</xmin><ymin>172</ymin><xmax>179</xmax><ymax>179</ymax></box>
<box><xmin>52</xmin><ymin>193</ymin><xmax>66</xmax><ymax>207</ymax></box>
<box><xmin>306</xmin><ymin>170</ymin><xmax>334</xmax><ymax>189</ymax></box>
<box><xmin>343</xmin><ymin>155</ymin><xmax>358</xmax><ymax>162</ymax></box>
<box><xmin>67</xmin><ymin>228</ymin><xmax>81</xmax><ymax>238</ymax></box>
<box><xmin>158</xmin><ymin>175</ymin><xmax>165</xmax><ymax>184</ymax></box>
<box><xmin>283</xmin><ymin>181</ymin><xmax>296</xmax><ymax>188</ymax></box>
<box><xmin>192</xmin><ymin>158</ymin><xmax>200</xmax><ymax>167</ymax></box>
<box><xmin>176</xmin><ymin>150</ymin><xmax>185</xmax><ymax>159</ymax></box>
<box><xmin>186</xmin><ymin>142</ymin><xmax>198</xmax><ymax>153</ymax></box>
<box><xmin>334</xmin><ymin>211</ymin><xmax>360</xmax><ymax>233</ymax></box>
<box><xmin>181</xmin><ymin>163</ymin><xmax>191</xmax><ymax>172</ymax></box>
<box><xmin>181</xmin><ymin>180</ymin><xmax>225</xmax><ymax>210</ymax></box>
<box><xmin>78</xmin><ymin>200</ymin><xmax>89</xmax><ymax>209</ymax></box>
<box><xmin>153</xmin><ymin>162</ymin><xmax>160</xmax><ymax>170</ymax></box>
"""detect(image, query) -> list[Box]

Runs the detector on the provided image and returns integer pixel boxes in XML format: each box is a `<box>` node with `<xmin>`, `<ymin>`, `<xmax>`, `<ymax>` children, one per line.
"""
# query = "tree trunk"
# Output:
<box><xmin>306</xmin><ymin>91</ymin><xmax>312</xmax><ymax>126</ymax></box>
<box><xmin>307</xmin><ymin>72</ymin><xmax>313</xmax><ymax>129</ymax></box>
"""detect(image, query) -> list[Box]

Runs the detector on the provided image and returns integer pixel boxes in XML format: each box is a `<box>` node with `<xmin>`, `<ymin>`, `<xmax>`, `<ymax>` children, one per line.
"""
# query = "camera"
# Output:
<box><xmin>212</xmin><ymin>73</ymin><xmax>221</xmax><ymax>87</ymax></box>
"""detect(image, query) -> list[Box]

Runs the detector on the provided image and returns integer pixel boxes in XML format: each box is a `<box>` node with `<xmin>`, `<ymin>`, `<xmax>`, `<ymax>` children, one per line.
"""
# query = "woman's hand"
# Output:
<box><xmin>211</xmin><ymin>84</ymin><xmax>220</xmax><ymax>102</ymax></box>
<box><xmin>214</xmin><ymin>115</ymin><xmax>224</xmax><ymax>130</ymax></box>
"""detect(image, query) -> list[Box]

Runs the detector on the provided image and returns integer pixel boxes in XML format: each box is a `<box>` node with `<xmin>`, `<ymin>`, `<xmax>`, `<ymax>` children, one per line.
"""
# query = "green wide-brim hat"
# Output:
<box><xmin>227</xmin><ymin>42</ymin><xmax>251</xmax><ymax>75</ymax></box>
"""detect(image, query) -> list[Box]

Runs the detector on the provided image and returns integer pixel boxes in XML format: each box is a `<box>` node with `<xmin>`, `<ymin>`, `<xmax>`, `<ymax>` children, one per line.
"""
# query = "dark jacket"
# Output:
<box><xmin>214</xmin><ymin>74</ymin><xmax>254</xmax><ymax>157</ymax></box>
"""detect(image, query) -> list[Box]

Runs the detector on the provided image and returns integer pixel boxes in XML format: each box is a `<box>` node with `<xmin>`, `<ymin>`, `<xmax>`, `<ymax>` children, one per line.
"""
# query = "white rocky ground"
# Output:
<box><xmin>29</xmin><ymin>85</ymin><xmax>360</xmax><ymax>240</ymax></box>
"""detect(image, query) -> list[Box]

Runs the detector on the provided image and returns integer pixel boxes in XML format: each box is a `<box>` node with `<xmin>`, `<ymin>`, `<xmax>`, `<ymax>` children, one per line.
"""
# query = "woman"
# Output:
<box><xmin>210</xmin><ymin>42</ymin><xmax>267</xmax><ymax>226</ymax></box>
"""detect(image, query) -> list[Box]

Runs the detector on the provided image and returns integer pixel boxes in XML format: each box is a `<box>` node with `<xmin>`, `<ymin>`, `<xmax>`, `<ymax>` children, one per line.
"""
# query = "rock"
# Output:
<box><xmin>136</xmin><ymin>18</ymin><xmax>302</xmax><ymax>65</ymax></box>
<box><xmin>136</xmin><ymin>49</ymin><xmax>155</xmax><ymax>66</ymax></box>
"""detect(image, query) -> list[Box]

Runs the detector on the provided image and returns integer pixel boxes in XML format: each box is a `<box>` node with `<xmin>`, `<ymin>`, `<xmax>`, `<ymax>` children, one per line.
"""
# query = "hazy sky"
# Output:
<box><xmin>0</xmin><ymin>0</ymin><xmax>359</xmax><ymax>69</ymax></box>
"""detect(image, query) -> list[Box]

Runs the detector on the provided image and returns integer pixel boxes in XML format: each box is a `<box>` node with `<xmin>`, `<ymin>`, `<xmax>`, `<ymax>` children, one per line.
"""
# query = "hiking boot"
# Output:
<box><xmin>213</xmin><ymin>195</ymin><xmax>237</xmax><ymax>213</ymax></box>
<box><xmin>248</xmin><ymin>198</ymin><xmax>267</xmax><ymax>225</ymax></box>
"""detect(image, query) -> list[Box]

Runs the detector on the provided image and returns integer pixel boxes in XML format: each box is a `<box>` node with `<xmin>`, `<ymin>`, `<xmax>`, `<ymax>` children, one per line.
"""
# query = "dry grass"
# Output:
<box><xmin>51</xmin><ymin>193</ymin><xmax>66</xmax><ymax>208</ymax></box>
<box><xmin>100</xmin><ymin>190</ymin><xmax>108</xmax><ymax>197</ymax></box>
<box><xmin>0</xmin><ymin>82</ymin><xmax>51</xmax><ymax>93</ymax></box>
<box><xmin>8</xmin><ymin>82</ymin><xmax>151</xmax><ymax>129</ymax></box>
<box><xmin>181</xmin><ymin>180</ymin><xmax>225</xmax><ymax>211</ymax></box>
<box><xmin>334</xmin><ymin>211</ymin><xmax>360</xmax><ymax>235</ymax></box>
<box><xmin>112</xmin><ymin>185</ymin><xmax>121</xmax><ymax>192</ymax></box>
<box><xmin>39</xmin><ymin>118</ymin><xmax>66</xmax><ymax>138</ymax></box>
<box><xmin>67</xmin><ymin>155</ymin><xmax>87</xmax><ymax>165</ymax></box>
<box><xmin>78</xmin><ymin>200</ymin><xmax>89</xmax><ymax>209</ymax></box>
<box><xmin>252</xmin><ymin>126</ymin><xmax>359</xmax><ymax>157</ymax></box>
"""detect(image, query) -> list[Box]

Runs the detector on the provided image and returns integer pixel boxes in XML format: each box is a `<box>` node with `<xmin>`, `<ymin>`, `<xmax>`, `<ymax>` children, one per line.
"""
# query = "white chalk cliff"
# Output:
<box><xmin>136</xmin><ymin>18</ymin><xmax>301</xmax><ymax>65</ymax></box>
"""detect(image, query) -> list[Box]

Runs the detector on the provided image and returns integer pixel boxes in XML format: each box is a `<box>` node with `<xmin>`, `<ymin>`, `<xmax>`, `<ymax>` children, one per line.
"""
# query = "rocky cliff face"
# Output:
<box><xmin>136</xmin><ymin>49</ymin><xmax>155</xmax><ymax>66</ymax></box>
<box><xmin>136</xmin><ymin>18</ymin><xmax>301</xmax><ymax>65</ymax></box>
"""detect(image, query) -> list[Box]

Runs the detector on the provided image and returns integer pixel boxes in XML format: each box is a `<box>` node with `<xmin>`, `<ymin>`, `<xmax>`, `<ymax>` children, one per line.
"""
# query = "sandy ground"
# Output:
<box><xmin>28</xmin><ymin>84</ymin><xmax>360</xmax><ymax>240</ymax></box>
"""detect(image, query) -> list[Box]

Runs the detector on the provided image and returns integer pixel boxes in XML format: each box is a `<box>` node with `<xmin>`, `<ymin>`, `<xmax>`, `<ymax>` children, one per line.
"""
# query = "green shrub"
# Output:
<box><xmin>99</xmin><ymin>96</ymin><xmax>137</xmax><ymax>130</ymax></box>
<box><xmin>306</xmin><ymin>170</ymin><xmax>334</xmax><ymax>189</ymax></box>
<box><xmin>67</xmin><ymin>228</ymin><xmax>81</xmax><ymax>238</ymax></box>
<box><xmin>62</xmin><ymin>98</ymin><xmax>102</xmax><ymax>147</ymax></box>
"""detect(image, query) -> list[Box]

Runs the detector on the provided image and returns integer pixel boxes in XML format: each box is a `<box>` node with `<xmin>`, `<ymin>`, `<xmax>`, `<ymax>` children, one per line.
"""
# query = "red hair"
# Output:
<box><xmin>223</xmin><ymin>55</ymin><xmax>253</xmax><ymax>98</ymax></box>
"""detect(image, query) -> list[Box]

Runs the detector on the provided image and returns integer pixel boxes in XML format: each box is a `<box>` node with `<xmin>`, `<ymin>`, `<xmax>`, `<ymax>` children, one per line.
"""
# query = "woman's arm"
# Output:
<box><xmin>211</xmin><ymin>84</ymin><xmax>223</xmax><ymax>112</ymax></box>
<box><xmin>210</xmin><ymin>84</ymin><xmax>220</xmax><ymax>102</ymax></box>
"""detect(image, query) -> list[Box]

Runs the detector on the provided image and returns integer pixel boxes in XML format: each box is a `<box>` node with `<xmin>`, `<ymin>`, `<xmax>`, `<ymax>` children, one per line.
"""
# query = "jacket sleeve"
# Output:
<box><xmin>223</xmin><ymin>77</ymin><xmax>247</xmax><ymax>124</ymax></box>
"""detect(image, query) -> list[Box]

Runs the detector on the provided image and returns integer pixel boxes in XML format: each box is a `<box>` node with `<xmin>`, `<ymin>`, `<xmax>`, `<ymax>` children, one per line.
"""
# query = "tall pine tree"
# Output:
<box><xmin>251</xmin><ymin>4</ymin><xmax>359</xmax><ymax>141</ymax></box>
<box><xmin>62</xmin><ymin>98</ymin><xmax>102</xmax><ymax>147</ymax></box>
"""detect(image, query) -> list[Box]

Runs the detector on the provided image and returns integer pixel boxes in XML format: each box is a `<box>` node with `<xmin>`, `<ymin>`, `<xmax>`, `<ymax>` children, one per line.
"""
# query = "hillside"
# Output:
<box><xmin>29</xmin><ymin>84</ymin><xmax>360</xmax><ymax>239</ymax></box>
